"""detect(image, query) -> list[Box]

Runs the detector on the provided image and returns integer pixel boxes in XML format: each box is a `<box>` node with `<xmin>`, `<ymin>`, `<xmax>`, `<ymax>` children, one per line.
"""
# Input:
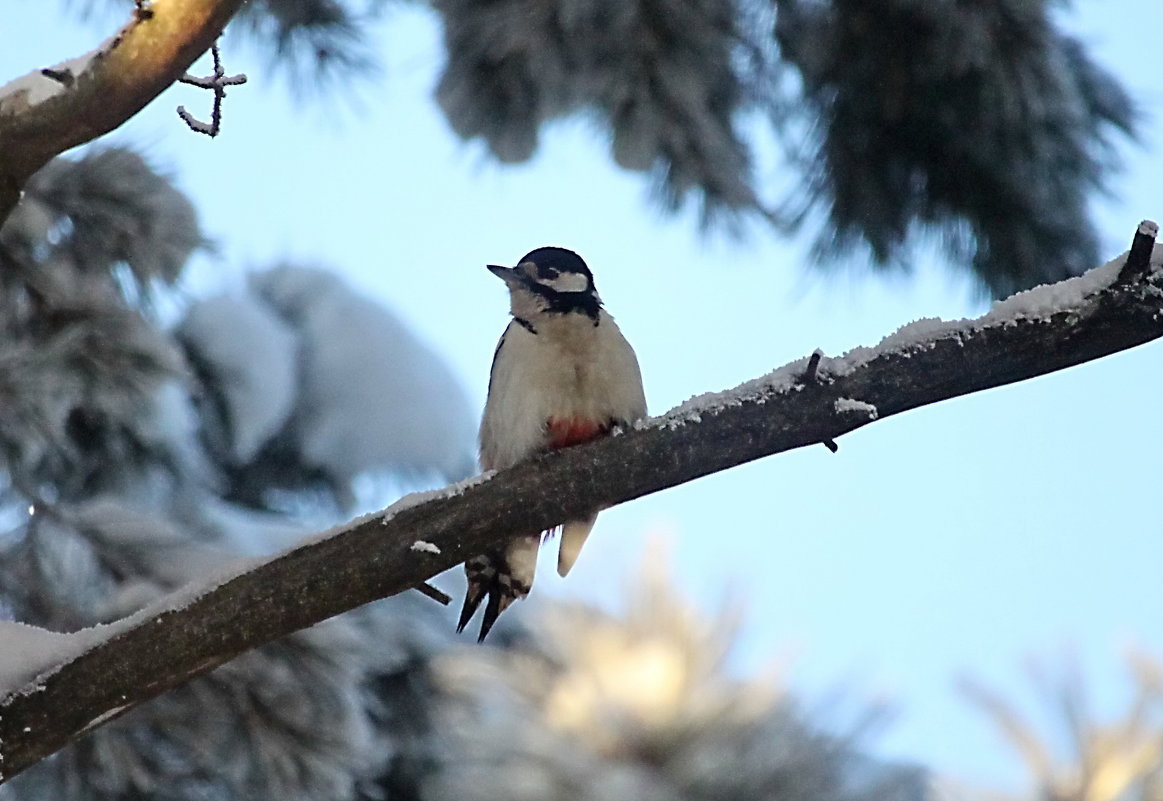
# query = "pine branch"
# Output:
<box><xmin>0</xmin><ymin>0</ymin><xmax>246</xmax><ymax>227</ymax></box>
<box><xmin>0</xmin><ymin>222</ymin><xmax>1160</xmax><ymax>783</ymax></box>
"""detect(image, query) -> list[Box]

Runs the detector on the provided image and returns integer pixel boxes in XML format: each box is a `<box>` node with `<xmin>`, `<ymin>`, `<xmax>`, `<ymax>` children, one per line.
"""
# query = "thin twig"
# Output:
<box><xmin>414</xmin><ymin>582</ymin><xmax>452</xmax><ymax>606</ymax></box>
<box><xmin>801</xmin><ymin>350</ymin><xmax>822</xmax><ymax>384</ymax></box>
<box><xmin>39</xmin><ymin>68</ymin><xmax>76</xmax><ymax>86</ymax></box>
<box><xmin>1119</xmin><ymin>219</ymin><xmax>1159</xmax><ymax>284</ymax></box>
<box><xmin>799</xmin><ymin>349</ymin><xmax>838</xmax><ymax>452</ymax></box>
<box><xmin>176</xmin><ymin>42</ymin><xmax>247</xmax><ymax>138</ymax></box>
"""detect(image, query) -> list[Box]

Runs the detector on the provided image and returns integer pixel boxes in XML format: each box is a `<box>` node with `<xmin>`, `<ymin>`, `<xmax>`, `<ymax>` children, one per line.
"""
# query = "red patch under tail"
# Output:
<box><xmin>546</xmin><ymin>417</ymin><xmax>610</xmax><ymax>449</ymax></box>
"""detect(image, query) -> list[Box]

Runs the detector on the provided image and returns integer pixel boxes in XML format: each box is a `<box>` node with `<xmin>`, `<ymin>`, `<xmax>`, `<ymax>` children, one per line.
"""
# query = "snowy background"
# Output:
<box><xmin>1</xmin><ymin>0</ymin><xmax>1162</xmax><ymax>793</ymax></box>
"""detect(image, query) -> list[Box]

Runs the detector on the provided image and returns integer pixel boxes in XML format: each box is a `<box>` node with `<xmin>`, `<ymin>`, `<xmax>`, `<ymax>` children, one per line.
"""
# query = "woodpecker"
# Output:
<box><xmin>458</xmin><ymin>246</ymin><xmax>647</xmax><ymax>642</ymax></box>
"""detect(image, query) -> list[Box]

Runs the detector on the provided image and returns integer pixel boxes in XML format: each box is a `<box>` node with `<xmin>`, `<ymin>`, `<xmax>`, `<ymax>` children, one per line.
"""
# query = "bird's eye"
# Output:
<box><xmin>539</xmin><ymin>266</ymin><xmax>560</xmax><ymax>280</ymax></box>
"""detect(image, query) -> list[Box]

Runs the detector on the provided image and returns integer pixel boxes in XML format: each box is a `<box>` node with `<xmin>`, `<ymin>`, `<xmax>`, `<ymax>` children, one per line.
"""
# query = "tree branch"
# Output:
<box><xmin>0</xmin><ymin>0</ymin><xmax>246</xmax><ymax>227</ymax></box>
<box><xmin>0</xmin><ymin>222</ymin><xmax>1160</xmax><ymax>782</ymax></box>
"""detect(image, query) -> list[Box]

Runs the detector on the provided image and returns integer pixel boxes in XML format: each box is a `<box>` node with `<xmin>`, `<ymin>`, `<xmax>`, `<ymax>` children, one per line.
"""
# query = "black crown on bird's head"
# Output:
<box><xmin>519</xmin><ymin>246</ymin><xmax>593</xmax><ymax>282</ymax></box>
<box><xmin>488</xmin><ymin>246</ymin><xmax>601</xmax><ymax>319</ymax></box>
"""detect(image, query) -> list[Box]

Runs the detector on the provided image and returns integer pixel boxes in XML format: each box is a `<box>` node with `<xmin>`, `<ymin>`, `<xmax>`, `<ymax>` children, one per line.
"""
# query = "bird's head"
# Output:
<box><xmin>488</xmin><ymin>247</ymin><xmax>602</xmax><ymax>322</ymax></box>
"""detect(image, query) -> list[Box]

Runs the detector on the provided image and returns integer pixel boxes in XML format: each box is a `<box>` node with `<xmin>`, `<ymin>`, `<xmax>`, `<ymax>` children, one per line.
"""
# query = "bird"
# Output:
<box><xmin>457</xmin><ymin>246</ymin><xmax>647</xmax><ymax>642</ymax></box>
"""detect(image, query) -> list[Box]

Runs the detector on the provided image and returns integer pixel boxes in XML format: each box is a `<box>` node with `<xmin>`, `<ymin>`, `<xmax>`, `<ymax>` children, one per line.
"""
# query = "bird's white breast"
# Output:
<box><xmin>480</xmin><ymin>310</ymin><xmax>646</xmax><ymax>471</ymax></box>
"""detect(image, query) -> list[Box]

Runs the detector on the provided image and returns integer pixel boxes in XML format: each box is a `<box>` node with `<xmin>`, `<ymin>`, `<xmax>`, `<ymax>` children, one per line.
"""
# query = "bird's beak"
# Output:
<box><xmin>487</xmin><ymin>264</ymin><xmax>522</xmax><ymax>285</ymax></box>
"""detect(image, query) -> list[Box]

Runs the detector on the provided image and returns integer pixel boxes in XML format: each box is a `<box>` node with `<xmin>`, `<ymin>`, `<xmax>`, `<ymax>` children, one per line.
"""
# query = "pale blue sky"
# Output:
<box><xmin>4</xmin><ymin>2</ymin><xmax>1162</xmax><ymax>791</ymax></box>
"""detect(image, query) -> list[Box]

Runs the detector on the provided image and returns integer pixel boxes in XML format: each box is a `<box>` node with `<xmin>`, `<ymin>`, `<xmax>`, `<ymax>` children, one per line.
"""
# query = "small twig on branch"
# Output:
<box><xmin>799</xmin><ymin>350</ymin><xmax>838</xmax><ymax>452</ymax></box>
<box><xmin>176</xmin><ymin>42</ymin><xmax>246</xmax><ymax>137</ymax></box>
<box><xmin>801</xmin><ymin>350</ymin><xmax>823</xmax><ymax>384</ymax></box>
<box><xmin>414</xmin><ymin>581</ymin><xmax>452</xmax><ymax>606</ymax></box>
<box><xmin>39</xmin><ymin>68</ymin><xmax>76</xmax><ymax>87</ymax></box>
<box><xmin>1119</xmin><ymin>219</ymin><xmax>1160</xmax><ymax>284</ymax></box>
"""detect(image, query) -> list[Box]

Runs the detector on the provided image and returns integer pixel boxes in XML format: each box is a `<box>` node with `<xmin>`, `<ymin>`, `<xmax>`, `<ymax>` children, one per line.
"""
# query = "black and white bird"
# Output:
<box><xmin>458</xmin><ymin>246</ymin><xmax>647</xmax><ymax>642</ymax></box>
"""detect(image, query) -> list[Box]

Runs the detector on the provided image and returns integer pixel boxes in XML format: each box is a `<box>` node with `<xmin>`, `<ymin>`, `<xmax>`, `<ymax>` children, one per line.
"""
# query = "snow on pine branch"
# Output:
<box><xmin>0</xmin><ymin>469</ymin><xmax>496</xmax><ymax>694</ymax></box>
<box><xmin>834</xmin><ymin>397</ymin><xmax>878</xmax><ymax>419</ymax></box>
<box><xmin>0</xmin><ymin>468</ymin><xmax>495</xmax><ymax>700</ymax></box>
<box><xmin>0</xmin><ymin>622</ymin><xmax>112</xmax><ymax>695</ymax></box>
<box><xmin>0</xmin><ymin>39</ymin><xmax>112</xmax><ymax>114</ymax></box>
<box><xmin>657</xmin><ymin>234</ymin><xmax>1161</xmax><ymax>429</ymax></box>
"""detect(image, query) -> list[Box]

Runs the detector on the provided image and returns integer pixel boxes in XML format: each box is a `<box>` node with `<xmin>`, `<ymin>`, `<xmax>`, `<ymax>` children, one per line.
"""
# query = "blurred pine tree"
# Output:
<box><xmin>56</xmin><ymin>0</ymin><xmax>1136</xmax><ymax>295</ymax></box>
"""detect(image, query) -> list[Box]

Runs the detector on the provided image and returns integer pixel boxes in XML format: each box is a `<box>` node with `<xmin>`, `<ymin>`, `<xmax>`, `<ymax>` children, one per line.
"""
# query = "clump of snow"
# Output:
<box><xmin>178</xmin><ymin>293</ymin><xmax>299</xmax><ymax>464</ymax></box>
<box><xmin>0</xmin><ymin>41</ymin><xmax>109</xmax><ymax>112</ymax></box>
<box><xmin>410</xmin><ymin>541</ymin><xmax>441</xmax><ymax>555</ymax></box>
<box><xmin>830</xmin><ymin>252</ymin><xmax>1136</xmax><ymax>378</ymax></box>
<box><xmin>653</xmin><ymin>356</ymin><xmax>810</xmax><ymax>429</ymax></box>
<box><xmin>0</xmin><ymin>71</ymin><xmax>67</xmax><ymax>110</ymax></box>
<box><xmin>144</xmin><ymin>381</ymin><xmax>213</xmax><ymax>476</ymax></box>
<box><xmin>871</xmin><ymin>317</ymin><xmax>958</xmax><ymax>354</ymax></box>
<box><xmin>373</xmin><ymin>470</ymin><xmax>496</xmax><ymax>526</ymax></box>
<box><xmin>378</xmin><ymin>489</ymin><xmax>452</xmax><ymax>522</ymax></box>
<box><xmin>250</xmin><ymin>266</ymin><xmax>478</xmax><ymax>483</ymax></box>
<box><xmin>983</xmin><ymin>252</ymin><xmax>1125</xmax><ymax>324</ymax></box>
<box><xmin>834</xmin><ymin>398</ymin><xmax>878</xmax><ymax>419</ymax></box>
<box><xmin>0</xmin><ymin>621</ymin><xmax>112</xmax><ymax>695</ymax></box>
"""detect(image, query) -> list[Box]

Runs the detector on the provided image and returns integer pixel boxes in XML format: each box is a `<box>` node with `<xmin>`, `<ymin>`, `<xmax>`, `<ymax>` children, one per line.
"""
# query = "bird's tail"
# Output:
<box><xmin>457</xmin><ymin>534</ymin><xmax>540</xmax><ymax>642</ymax></box>
<box><xmin>557</xmin><ymin>513</ymin><xmax>598</xmax><ymax>577</ymax></box>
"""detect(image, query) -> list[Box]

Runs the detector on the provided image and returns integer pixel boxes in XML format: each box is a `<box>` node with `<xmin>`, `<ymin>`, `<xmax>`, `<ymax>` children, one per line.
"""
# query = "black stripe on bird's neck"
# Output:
<box><xmin>514</xmin><ymin>317</ymin><xmax>537</xmax><ymax>335</ymax></box>
<box><xmin>541</xmin><ymin>291</ymin><xmax>601</xmax><ymax>321</ymax></box>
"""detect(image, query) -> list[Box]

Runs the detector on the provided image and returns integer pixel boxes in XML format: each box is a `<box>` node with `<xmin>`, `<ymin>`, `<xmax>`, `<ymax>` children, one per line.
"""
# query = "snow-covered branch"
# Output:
<box><xmin>0</xmin><ymin>0</ymin><xmax>246</xmax><ymax>227</ymax></box>
<box><xmin>1</xmin><ymin>222</ymin><xmax>1160</xmax><ymax>783</ymax></box>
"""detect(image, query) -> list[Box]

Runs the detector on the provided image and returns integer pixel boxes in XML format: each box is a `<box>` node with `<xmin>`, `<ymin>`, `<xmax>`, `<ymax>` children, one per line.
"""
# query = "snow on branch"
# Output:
<box><xmin>0</xmin><ymin>0</ymin><xmax>247</xmax><ymax>227</ymax></box>
<box><xmin>1</xmin><ymin>221</ymin><xmax>1161</xmax><ymax>782</ymax></box>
